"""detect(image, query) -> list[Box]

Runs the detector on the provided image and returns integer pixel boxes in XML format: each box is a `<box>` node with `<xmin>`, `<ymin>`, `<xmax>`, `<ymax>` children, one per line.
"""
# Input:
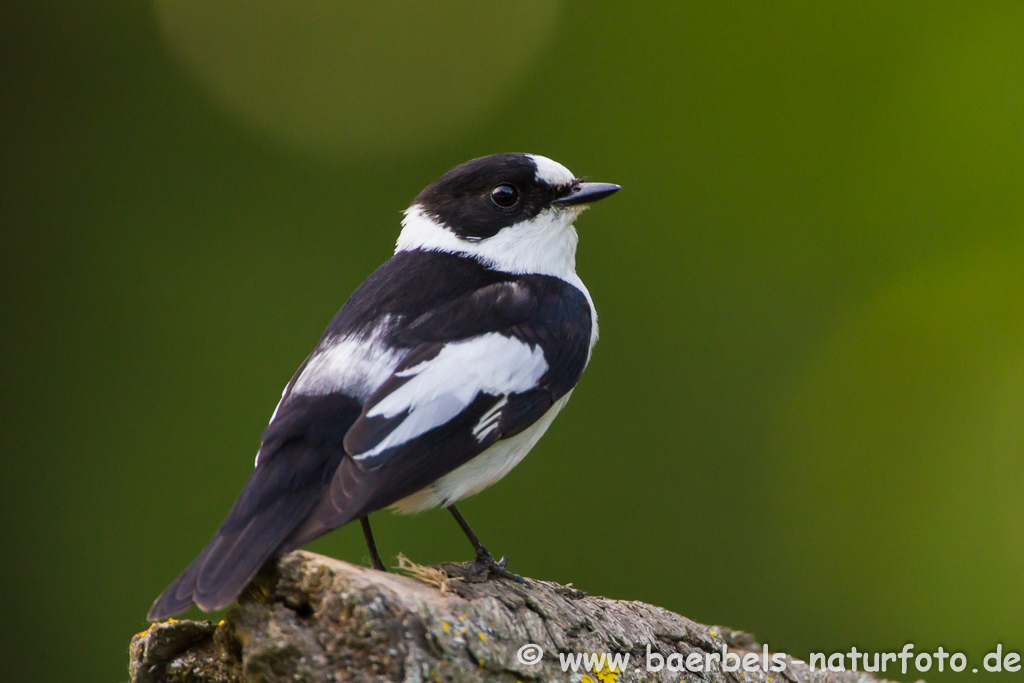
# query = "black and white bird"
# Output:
<box><xmin>148</xmin><ymin>153</ymin><xmax>619</xmax><ymax>620</ymax></box>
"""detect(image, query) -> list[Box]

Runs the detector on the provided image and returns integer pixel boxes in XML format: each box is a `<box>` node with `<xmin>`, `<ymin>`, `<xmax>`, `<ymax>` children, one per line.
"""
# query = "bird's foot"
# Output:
<box><xmin>467</xmin><ymin>552</ymin><xmax>529</xmax><ymax>585</ymax></box>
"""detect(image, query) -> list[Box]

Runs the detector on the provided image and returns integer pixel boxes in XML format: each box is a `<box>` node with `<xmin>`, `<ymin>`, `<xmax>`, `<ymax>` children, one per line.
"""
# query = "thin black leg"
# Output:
<box><xmin>447</xmin><ymin>504</ymin><xmax>492</xmax><ymax>560</ymax></box>
<box><xmin>447</xmin><ymin>504</ymin><xmax>528</xmax><ymax>584</ymax></box>
<box><xmin>360</xmin><ymin>516</ymin><xmax>387</xmax><ymax>571</ymax></box>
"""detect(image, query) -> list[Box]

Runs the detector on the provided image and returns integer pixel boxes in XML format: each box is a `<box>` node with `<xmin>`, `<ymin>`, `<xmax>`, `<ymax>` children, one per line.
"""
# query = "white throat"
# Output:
<box><xmin>396</xmin><ymin>204</ymin><xmax>586</xmax><ymax>282</ymax></box>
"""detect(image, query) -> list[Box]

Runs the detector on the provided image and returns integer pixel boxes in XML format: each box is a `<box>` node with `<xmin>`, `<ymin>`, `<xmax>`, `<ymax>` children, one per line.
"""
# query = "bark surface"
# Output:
<box><xmin>129</xmin><ymin>550</ymin><xmax>909</xmax><ymax>683</ymax></box>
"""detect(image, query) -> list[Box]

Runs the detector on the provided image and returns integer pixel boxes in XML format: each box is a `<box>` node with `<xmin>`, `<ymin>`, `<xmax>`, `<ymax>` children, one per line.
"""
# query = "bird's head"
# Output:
<box><xmin>397</xmin><ymin>153</ymin><xmax>619</xmax><ymax>277</ymax></box>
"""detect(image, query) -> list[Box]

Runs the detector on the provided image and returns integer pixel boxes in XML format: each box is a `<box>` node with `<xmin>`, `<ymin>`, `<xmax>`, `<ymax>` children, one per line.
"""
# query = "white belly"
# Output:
<box><xmin>390</xmin><ymin>392</ymin><xmax>573</xmax><ymax>514</ymax></box>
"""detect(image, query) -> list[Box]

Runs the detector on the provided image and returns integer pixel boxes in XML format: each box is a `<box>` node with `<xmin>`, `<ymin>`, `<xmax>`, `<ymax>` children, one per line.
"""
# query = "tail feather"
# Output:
<box><xmin>147</xmin><ymin>442</ymin><xmax>345</xmax><ymax>621</ymax></box>
<box><xmin>148</xmin><ymin>556</ymin><xmax>204</xmax><ymax>620</ymax></box>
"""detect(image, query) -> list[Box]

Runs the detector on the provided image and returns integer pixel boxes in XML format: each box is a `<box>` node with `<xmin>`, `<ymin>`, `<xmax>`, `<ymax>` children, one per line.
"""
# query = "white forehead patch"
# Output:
<box><xmin>527</xmin><ymin>154</ymin><xmax>575</xmax><ymax>186</ymax></box>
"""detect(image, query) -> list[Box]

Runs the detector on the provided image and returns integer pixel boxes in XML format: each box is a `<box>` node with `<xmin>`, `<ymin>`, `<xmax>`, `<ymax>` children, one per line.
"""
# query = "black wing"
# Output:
<box><xmin>148</xmin><ymin>269</ymin><xmax>591</xmax><ymax>620</ymax></box>
<box><xmin>341</xmin><ymin>278</ymin><xmax>592</xmax><ymax>502</ymax></box>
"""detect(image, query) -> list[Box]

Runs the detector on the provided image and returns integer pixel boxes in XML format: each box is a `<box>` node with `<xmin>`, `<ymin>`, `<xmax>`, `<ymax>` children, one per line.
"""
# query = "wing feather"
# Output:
<box><xmin>344</xmin><ymin>333</ymin><xmax>548</xmax><ymax>461</ymax></box>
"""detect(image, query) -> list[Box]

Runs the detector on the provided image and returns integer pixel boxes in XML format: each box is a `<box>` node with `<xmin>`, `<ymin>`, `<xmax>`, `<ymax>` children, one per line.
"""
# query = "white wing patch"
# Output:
<box><xmin>356</xmin><ymin>333</ymin><xmax>548</xmax><ymax>458</ymax></box>
<box><xmin>392</xmin><ymin>391</ymin><xmax>573</xmax><ymax>513</ymax></box>
<box><xmin>268</xmin><ymin>384</ymin><xmax>288</xmax><ymax>424</ymax></box>
<box><xmin>256</xmin><ymin>319</ymin><xmax>403</xmax><ymax>467</ymax></box>
<box><xmin>472</xmin><ymin>396</ymin><xmax>507</xmax><ymax>442</ymax></box>
<box><xmin>292</xmin><ymin>318</ymin><xmax>403</xmax><ymax>402</ymax></box>
<box><xmin>256</xmin><ymin>384</ymin><xmax>291</xmax><ymax>466</ymax></box>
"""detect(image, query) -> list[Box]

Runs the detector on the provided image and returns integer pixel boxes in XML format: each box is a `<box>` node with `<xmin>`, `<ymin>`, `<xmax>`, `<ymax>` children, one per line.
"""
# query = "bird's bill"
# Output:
<box><xmin>552</xmin><ymin>182</ymin><xmax>621</xmax><ymax>206</ymax></box>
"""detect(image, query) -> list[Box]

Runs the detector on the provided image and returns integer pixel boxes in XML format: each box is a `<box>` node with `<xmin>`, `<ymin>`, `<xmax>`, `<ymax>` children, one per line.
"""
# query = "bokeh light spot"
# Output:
<box><xmin>154</xmin><ymin>1</ymin><xmax>562</xmax><ymax>157</ymax></box>
<box><xmin>769</xmin><ymin>248</ymin><xmax>1024</xmax><ymax>640</ymax></box>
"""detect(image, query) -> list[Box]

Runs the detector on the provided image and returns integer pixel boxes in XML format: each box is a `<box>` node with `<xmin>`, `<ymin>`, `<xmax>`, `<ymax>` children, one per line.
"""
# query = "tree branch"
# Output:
<box><xmin>130</xmin><ymin>550</ymin><xmax>907</xmax><ymax>682</ymax></box>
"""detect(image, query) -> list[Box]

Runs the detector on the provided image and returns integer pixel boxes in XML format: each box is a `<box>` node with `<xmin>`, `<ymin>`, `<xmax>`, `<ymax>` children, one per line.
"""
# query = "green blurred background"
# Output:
<box><xmin>2</xmin><ymin>2</ymin><xmax>1023</xmax><ymax>681</ymax></box>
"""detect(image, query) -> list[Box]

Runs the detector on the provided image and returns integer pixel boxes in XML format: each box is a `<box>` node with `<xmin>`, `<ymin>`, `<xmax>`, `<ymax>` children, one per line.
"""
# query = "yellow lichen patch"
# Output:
<box><xmin>442</xmin><ymin>622</ymin><xmax>450</xmax><ymax>633</ymax></box>
<box><xmin>478</xmin><ymin>632</ymin><xmax>488</xmax><ymax>642</ymax></box>
<box><xmin>594</xmin><ymin>658</ymin><xmax>620</xmax><ymax>683</ymax></box>
<box><xmin>581</xmin><ymin>676</ymin><xmax>596</xmax><ymax>683</ymax></box>
<box><xmin>134</xmin><ymin>622</ymin><xmax>159</xmax><ymax>639</ymax></box>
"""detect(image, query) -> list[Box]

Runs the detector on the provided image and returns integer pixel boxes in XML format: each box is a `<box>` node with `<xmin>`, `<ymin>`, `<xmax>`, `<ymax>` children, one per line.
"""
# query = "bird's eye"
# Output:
<box><xmin>490</xmin><ymin>183</ymin><xmax>520</xmax><ymax>209</ymax></box>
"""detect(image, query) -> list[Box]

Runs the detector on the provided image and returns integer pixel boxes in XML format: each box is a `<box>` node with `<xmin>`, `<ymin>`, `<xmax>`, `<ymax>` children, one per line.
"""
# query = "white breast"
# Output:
<box><xmin>390</xmin><ymin>392</ymin><xmax>573</xmax><ymax>514</ymax></box>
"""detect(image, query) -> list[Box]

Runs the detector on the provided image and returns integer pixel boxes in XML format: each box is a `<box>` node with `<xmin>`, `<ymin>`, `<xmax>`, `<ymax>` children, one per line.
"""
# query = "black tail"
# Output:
<box><xmin>147</xmin><ymin>441</ymin><xmax>345</xmax><ymax>621</ymax></box>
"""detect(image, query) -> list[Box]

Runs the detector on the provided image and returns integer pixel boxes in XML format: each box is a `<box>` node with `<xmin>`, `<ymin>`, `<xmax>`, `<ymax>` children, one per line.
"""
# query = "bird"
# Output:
<box><xmin>147</xmin><ymin>153</ymin><xmax>620</xmax><ymax>620</ymax></box>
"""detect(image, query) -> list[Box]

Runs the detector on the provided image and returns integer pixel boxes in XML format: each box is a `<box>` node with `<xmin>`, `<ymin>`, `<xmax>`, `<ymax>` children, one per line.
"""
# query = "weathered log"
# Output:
<box><xmin>130</xmin><ymin>550</ymin><xmax>908</xmax><ymax>683</ymax></box>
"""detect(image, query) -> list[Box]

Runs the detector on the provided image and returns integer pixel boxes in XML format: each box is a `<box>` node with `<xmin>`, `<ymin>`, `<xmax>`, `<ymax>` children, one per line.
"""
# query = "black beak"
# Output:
<box><xmin>552</xmin><ymin>182</ymin><xmax>621</xmax><ymax>206</ymax></box>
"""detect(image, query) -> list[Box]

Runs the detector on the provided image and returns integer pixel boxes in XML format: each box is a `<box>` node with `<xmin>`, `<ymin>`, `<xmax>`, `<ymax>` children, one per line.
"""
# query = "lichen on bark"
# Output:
<box><xmin>130</xmin><ymin>550</ymin><xmax>908</xmax><ymax>683</ymax></box>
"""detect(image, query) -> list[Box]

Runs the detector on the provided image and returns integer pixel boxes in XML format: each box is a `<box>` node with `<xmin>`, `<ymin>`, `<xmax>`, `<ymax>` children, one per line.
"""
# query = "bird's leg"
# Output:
<box><xmin>447</xmin><ymin>505</ymin><xmax>528</xmax><ymax>584</ymax></box>
<box><xmin>360</xmin><ymin>516</ymin><xmax>387</xmax><ymax>571</ymax></box>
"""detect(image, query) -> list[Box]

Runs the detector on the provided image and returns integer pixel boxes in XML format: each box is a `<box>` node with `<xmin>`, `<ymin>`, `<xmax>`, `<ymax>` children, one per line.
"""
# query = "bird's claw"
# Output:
<box><xmin>468</xmin><ymin>552</ymin><xmax>529</xmax><ymax>585</ymax></box>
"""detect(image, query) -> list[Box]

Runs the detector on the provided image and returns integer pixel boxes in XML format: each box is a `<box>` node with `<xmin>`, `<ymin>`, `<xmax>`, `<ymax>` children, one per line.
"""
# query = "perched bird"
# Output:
<box><xmin>148</xmin><ymin>153</ymin><xmax>619</xmax><ymax>620</ymax></box>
